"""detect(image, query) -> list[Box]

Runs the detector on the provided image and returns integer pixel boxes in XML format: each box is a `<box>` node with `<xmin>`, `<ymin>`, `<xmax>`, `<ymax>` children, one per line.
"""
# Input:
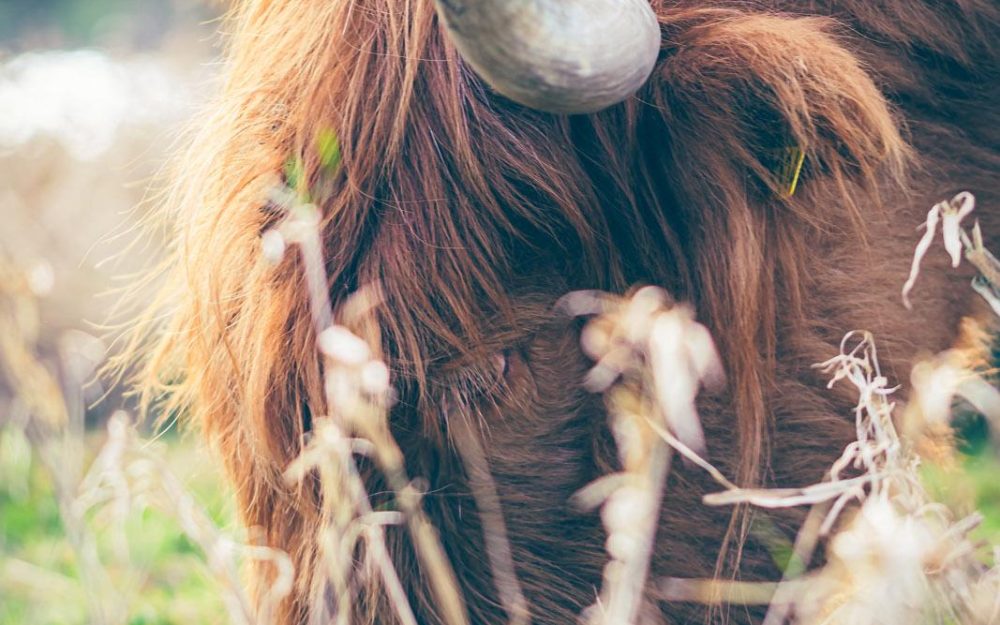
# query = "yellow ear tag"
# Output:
<box><xmin>777</xmin><ymin>146</ymin><xmax>806</xmax><ymax>198</ymax></box>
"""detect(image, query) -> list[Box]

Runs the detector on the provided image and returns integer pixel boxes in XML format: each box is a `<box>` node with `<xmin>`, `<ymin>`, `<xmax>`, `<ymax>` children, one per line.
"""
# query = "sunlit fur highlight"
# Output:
<box><xmin>127</xmin><ymin>1</ymin><xmax>1000</xmax><ymax>623</ymax></box>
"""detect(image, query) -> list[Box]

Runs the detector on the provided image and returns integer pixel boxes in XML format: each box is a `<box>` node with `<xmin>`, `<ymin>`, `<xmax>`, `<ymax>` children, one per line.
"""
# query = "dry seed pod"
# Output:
<box><xmin>433</xmin><ymin>0</ymin><xmax>661</xmax><ymax>114</ymax></box>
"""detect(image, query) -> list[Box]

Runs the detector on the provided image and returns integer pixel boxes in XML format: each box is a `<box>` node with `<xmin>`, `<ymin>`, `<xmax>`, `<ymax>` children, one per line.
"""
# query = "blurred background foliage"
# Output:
<box><xmin>0</xmin><ymin>0</ymin><xmax>217</xmax><ymax>50</ymax></box>
<box><xmin>0</xmin><ymin>3</ymin><xmax>236</xmax><ymax>624</ymax></box>
<box><xmin>0</xmin><ymin>0</ymin><xmax>220</xmax><ymax>390</ymax></box>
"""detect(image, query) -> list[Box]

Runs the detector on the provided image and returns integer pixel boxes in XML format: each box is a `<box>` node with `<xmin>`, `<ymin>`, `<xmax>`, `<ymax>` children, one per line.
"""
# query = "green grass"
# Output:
<box><xmin>922</xmin><ymin>423</ymin><xmax>1000</xmax><ymax>556</ymax></box>
<box><xmin>2</xmin><ymin>418</ymin><xmax>999</xmax><ymax>624</ymax></box>
<box><xmin>0</xmin><ymin>426</ymin><xmax>236</xmax><ymax>625</ymax></box>
<box><xmin>963</xmin><ymin>453</ymin><xmax>1000</xmax><ymax>542</ymax></box>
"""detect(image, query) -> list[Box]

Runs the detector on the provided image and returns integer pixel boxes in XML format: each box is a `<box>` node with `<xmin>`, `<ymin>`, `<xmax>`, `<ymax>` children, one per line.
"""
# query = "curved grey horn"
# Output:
<box><xmin>433</xmin><ymin>0</ymin><xmax>661</xmax><ymax>115</ymax></box>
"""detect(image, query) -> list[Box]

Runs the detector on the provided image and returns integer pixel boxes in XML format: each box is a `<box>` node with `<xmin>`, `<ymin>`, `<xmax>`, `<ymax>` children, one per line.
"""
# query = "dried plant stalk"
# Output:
<box><xmin>447</xmin><ymin>396</ymin><xmax>530</xmax><ymax>625</ymax></box>
<box><xmin>566</xmin><ymin>287</ymin><xmax>725</xmax><ymax>625</ymax></box>
<box><xmin>268</xmin><ymin>191</ymin><xmax>469</xmax><ymax>625</ymax></box>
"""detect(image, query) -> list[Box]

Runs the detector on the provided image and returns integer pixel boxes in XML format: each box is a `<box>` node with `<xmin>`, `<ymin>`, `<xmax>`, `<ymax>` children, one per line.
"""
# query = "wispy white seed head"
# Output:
<box><xmin>318</xmin><ymin>325</ymin><xmax>371</xmax><ymax>365</ymax></box>
<box><xmin>601</xmin><ymin>486</ymin><xmax>647</xmax><ymax>531</ymax></box>
<box><xmin>27</xmin><ymin>260</ymin><xmax>55</xmax><ymax>296</ymax></box>
<box><xmin>606</xmin><ymin>532</ymin><xmax>641</xmax><ymax>561</ymax></box>
<box><xmin>261</xmin><ymin>229</ymin><xmax>286</xmax><ymax>264</ymax></box>
<box><xmin>360</xmin><ymin>360</ymin><xmax>391</xmax><ymax>395</ymax></box>
<box><xmin>581</xmin><ymin>320</ymin><xmax>613</xmax><ymax>360</ymax></box>
<box><xmin>291</xmin><ymin>203</ymin><xmax>321</xmax><ymax>226</ymax></box>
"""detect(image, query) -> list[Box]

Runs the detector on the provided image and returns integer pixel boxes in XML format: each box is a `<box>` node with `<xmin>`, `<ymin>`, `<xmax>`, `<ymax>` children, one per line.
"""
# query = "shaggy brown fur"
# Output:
<box><xmin>132</xmin><ymin>1</ymin><xmax>1000</xmax><ymax>623</ymax></box>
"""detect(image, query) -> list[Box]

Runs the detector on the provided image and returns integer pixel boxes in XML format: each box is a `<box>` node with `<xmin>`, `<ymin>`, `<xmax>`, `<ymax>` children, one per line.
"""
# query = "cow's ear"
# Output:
<box><xmin>630</xmin><ymin>10</ymin><xmax>914</xmax><ymax>512</ymax></box>
<box><xmin>652</xmin><ymin>11</ymin><xmax>910</xmax><ymax>222</ymax></box>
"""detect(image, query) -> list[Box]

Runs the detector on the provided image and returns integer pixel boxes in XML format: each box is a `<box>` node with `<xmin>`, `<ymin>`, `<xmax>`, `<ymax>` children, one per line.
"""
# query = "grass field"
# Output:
<box><xmin>0</xmin><ymin>427</ymin><xmax>236</xmax><ymax>625</ymax></box>
<box><xmin>1</xmin><ymin>403</ymin><xmax>998</xmax><ymax>624</ymax></box>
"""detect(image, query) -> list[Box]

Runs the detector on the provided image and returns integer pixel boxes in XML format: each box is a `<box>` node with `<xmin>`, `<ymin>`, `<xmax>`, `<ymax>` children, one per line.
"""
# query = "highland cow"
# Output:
<box><xmin>133</xmin><ymin>1</ymin><xmax>1000</xmax><ymax>623</ymax></box>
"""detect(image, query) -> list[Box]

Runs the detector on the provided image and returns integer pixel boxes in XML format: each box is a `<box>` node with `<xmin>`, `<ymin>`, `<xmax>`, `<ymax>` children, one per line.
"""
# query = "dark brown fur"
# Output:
<box><xmin>132</xmin><ymin>1</ymin><xmax>1000</xmax><ymax>623</ymax></box>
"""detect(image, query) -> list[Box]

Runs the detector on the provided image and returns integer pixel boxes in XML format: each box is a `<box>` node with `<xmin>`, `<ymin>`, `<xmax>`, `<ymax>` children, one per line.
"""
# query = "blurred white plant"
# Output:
<box><xmin>903</xmin><ymin>192</ymin><xmax>1000</xmax><ymax>315</ymax></box>
<box><xmin>264</xmin><ymin>187</ymin><xmax>469</xmax><ymax>625</ymax></box>
<box><xmin>564</xmin><ymin>286</ymin><xmax>725</xmax><ymax>625</ymax></box>
<box><xmin>656</xmin><ymin>193</ymin><xmax>1000</xmax><ymax>625</ymax></box>
<box><xmin>561</xmin><ymin>286</ymin><xmax>724</xmax><ymax>455</ymax></box>
<box><xmin>77</xmin><ymin>412</ymin><xmax>295</xmax><ymax>625</ymax></box>
<box><xmin>654</xmin><ymin>328</ymin><xmax>999</xmax><ymax>625</ymax></box>
<box><xmin>907</xmin><ymin>350</ymin><xmax>1000</xmax><ymax>437</ymax></box>
<box><xmin>800</xmin><ymin>498</ymin><xmax>956</xmax><ymax>625</ymax></box>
